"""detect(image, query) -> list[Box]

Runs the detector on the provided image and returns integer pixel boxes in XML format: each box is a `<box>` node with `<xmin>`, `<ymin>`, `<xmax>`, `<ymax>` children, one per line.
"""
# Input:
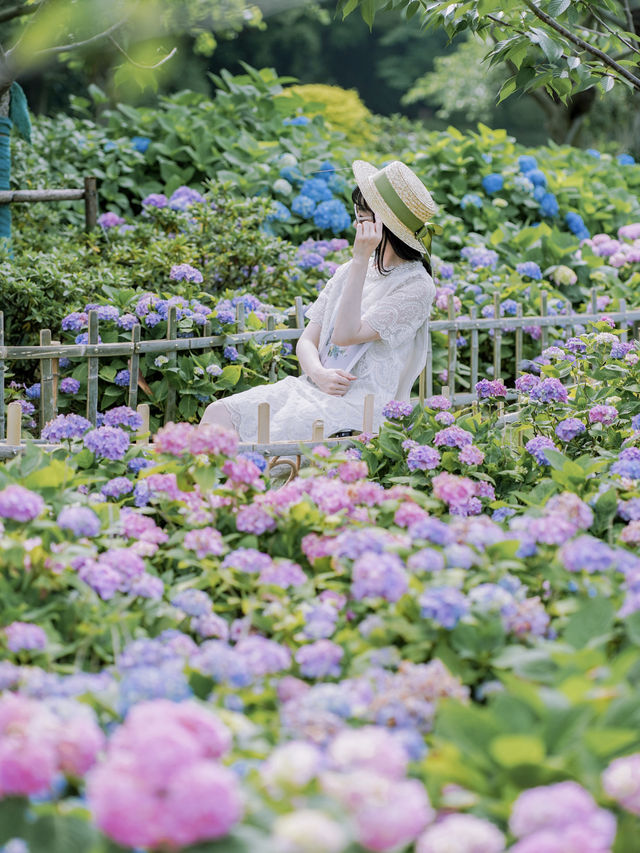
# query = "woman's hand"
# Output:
<box><xmin>312</xmin><ymin>367</ymin><xmax>357</xmax><ymax>396</ymax></box>
<box><xmin>353</xmin><ymin>219</ymin><xmax>383</xmax><ymax>263</ymax></box>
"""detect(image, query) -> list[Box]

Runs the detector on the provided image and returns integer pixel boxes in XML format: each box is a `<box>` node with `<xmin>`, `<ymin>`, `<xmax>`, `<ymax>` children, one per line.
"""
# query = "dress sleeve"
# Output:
<box><xmin>304</xmin><ymin>262</ymin><xmax>349</xmax><ymax>326</ymax></box>
<box><xmin>362</xmin><ymin>272</ymin><xmax>435</xmax><ymax>347</ymax></box>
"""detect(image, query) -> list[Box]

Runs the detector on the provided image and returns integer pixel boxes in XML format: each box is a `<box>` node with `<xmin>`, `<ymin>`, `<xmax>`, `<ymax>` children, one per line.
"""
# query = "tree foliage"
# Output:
<box><xmin>339</xmin><ymin>0</ymin><xmax>640</xmax><ymax>102</ymax></box>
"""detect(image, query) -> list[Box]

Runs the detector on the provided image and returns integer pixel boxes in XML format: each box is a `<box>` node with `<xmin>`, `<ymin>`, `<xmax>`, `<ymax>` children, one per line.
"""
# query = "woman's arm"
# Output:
<box><xmin>296</xmin><ymin>321</ymin><xmax>356</xmax><ymax>396</ymax></box>
<box><xmin>331</xmin><ymin>220</ymin><xmax>383</xmax><ymax>347</ymax></box>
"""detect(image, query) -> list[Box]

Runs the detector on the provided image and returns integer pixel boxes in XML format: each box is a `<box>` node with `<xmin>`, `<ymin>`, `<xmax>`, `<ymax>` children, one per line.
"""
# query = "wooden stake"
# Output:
<box><xmin>6</xmin><ymin>401</ymin><xmax>21</xmax><ymax>446</ymax></box>
<box><xmin>136</xmin><ymin>403</ymin><xmax>150</xmax><ymax>445</ymax></box>
<box><xmin>257</xmin><ymin>402</ymin><xmax>270</xmax><ymax>444</ymax></box>
<box><xmin>362</xmin><ymin>393</ymin><xmax>374</xmax><ymax>434</ymax></box>
<box><xmin>312</xmin><ymin>420</ymin><xmax>324</xmax><ymax>441</ymax></box>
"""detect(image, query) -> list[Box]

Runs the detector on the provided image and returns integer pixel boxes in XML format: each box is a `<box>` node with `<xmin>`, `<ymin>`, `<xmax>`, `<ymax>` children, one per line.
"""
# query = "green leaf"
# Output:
<box><xmin>0</xmin><ymin>798</ymin><xmax>29</xmax><ymax>845</ymax></box>
<box><xmin>529</xmin><ymin>27</ymin><xmax>564</xmax><ymax>62</ymax></box>
<box><xmin>564</xmin><ymin>598</ymin><xmax>615</xmax><ymax>650</ymax></box>
<box><xmin>27</xmin><ymin>814</ymin><xmax>98</xmax><ymax>853</ymax></box>
<box><xmin>489</xmin><ymin>733</ymin><xmax>545</xmax><ymax>767</ymax></box>
<box><xmin>361</xmin><ymin>0</ymin><xmax>376</xmax><ymax>28</ymax></box>
<box><xmin>548</xmin><ymin>0</ymin><xmax>571</xmax><ymax>15</ymax></box>
<box><xmin>497</xmin><ymin>77</ymin><xmax>517</xmax><ymax>104</ymax></box>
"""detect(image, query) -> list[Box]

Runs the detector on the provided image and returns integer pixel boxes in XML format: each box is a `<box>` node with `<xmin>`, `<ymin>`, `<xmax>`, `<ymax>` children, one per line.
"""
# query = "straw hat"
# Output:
<box><xmin>352</xmin><ymin>159</ymin><xmax>440</xmax><ymax>256</ymax></box>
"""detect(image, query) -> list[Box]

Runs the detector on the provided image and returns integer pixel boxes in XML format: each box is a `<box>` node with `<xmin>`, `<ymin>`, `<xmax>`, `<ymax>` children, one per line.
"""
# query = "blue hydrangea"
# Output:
<box><xmin>291</xmin><ymin>194</ymin><xmax>317</xmax><ymax>218</ymax></box>
<box><xmin>238</xmin><ymin>451</ymin><xmax>267</xmax><ymax>472</ymax></box>
<box><xmin>131</xmin><ymin>136</ymin><xmax>151</xmax><ymax>153</ymax></box>
<box><xmin>144</xmin><ymin>312</ymin><xmax>162</xmax><ymax>328</ymax></box>
<box><xmin>299</xmin><ymin>178</ymin><xmax>333</xmax><ymax>203</ymax></box>
<box><xmin>114</xmin><ymin>369</ymin><xmax>130</xmax><ymax>387</ymax></box>
<box><xmin>539</xmin><ymin>192</ymin><xmax>559</xmax><ymax>217</ymax></box>
<box><xmin>279</xmin><ymin>166</ymin><xmax>304</xmax><ymax>184</ymax></box>
<box><xmin>461</xmin><ymin>246</ymin><xmax>498</xmax><ymax>269</ymax></box>
<box><xmin>317</xmin><ymin>161</ymin><xmax>335</xmax><ymax>181</ymax></box>
<box><xmin>25</xmin><ymin>383</ymin><xmax>41</xmax><ymax>400</ymax></box>
<box><xmin>283</xmin><ymin>116</ymin><xmax>310</xmax><ymax>126</ymax></box>
<box><xmin>224</xmin><ymin>346</ymin><xmax>239</xmax><ymax>362</ymax></box>
<box><xmin>267</xmin><ymin>201</ymin><xmax>291</xmax><ymax>222</ymax></box>
<box><xmin>518</xmin><ymin>155</ymin><xmax>538</xmax><ymax>173</ymax></box>
<box><xmin>481</xmin><ymin>174</ymin><xmax>504</xmax><ymax>194</ymax></box>
<box><xmin>565</xmin><ymin>211</ymin><xmax>586</xmax><ymax>235</ymax></box>
<box><xmin>313</xmin><ymin>199</ymin><xmax>351</xmax><ymax>234</ymax></box>
<box><xmin>460</xmin><ymin>193</ymin><xmax>483</xmax><ymax>210</ymax></box>
<box><xmin>618</xmin><ymin>154</ymin><xmax>635</xmax><ymax>165</ymax></box>
<box><xmin>526</xmin><ymin>169</ymin><xmax>547</xmax><ymax>188</ymax></box>
<box><xmin>586</xmin><ymin>149</ymin><xmax>601</xmax><ymax>159</ymax></box>
<box><xmin>516</xmin><ymin>261</ymin><xmax>542</xmax><ymax>280</ymax></box>
<box><xmin>533</xmin><ymin>186</ymin><xmax>547</xmax><ymax>203</ymax></box>
<box><xmin>419</xmin><ymin>586</ymin><xmax>469</xmax><ymax>629</ymax></box>
<box><xmin>501</xmin><ymin>299</ymin><xmax>518</xmax><ymax>315</ymax></box>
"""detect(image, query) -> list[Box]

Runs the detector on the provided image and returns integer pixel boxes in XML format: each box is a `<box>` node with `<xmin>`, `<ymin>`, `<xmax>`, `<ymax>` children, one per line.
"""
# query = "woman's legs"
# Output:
<box><xmin>201</xmin><ymin>400</ymin><xmax>240</xmax><ymax>439</ymax></box>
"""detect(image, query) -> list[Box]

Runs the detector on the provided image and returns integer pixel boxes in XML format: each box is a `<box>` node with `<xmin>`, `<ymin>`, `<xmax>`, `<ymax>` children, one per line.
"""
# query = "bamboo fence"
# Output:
<box><xmin>0</xmin><ymin>177</ymin><xmax>98</xmax><ymax>231</ymax></box>
<box><xmin>1</xmin><ymin>288</ymin><xmax>639</xmax><ymax>462</ymax></box>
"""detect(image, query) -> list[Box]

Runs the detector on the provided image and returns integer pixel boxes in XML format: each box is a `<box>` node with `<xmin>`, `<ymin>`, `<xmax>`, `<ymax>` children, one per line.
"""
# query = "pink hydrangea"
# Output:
<box><xmin>602</xmin><ymin>753</ymin><xmax>640</xmax><ymax>815</ymax></box>
<box><xmin>235</xmin><ymin>503</ymin><xmax>277</xmax><ymax>534</ymax></box>
<box><xmin>222</xmin><ymin>457</ymin><xmax>264</xmax><ymax>488</ymax></box>
<box><xmin>424</xmin><ymin>395</ymin><xmax>452</xmax><ymax>411</ymax></box>
<box><xmin>119</xmin><ymin>508</ymin><xmax>169</xmax><ymax>544</ymax></box>
<box><xmin>337</xmin><ymin>460</ymin><xmax>368</xmax><ymax>482</ymax></box>
<box><xmin>0</xmin><ymin>484</ymin><xmax>45</xmax><ymax>522</ymax></box>
<box><xmin>87</xmin><ymin>699</ymin><xmax>240</xmax><ymax>849</ymax></box>
<box><xmin>183</xmin><ymin>527</ymin><xmax>225</xmax><ymax>559</ymax></box>
<box><xmin>354</xmin><ymin>776</ymin><xmax>434</xmax><ymax>852</ymax></box>
<box><xmin>459</xmin><ymin>444</ymin><xmax>485</xmax><ymax>466</ymax></box>
<box><xmin>153</xmin><ymin>421</ymin><xmax>195</xmax><ymax>456</ymax></box>
<box><xmin>4</xmin><ymin>622</ymin><xmax>47</xmax><ymax>652</ymax></box>
<box><xmin>432</xmin><ymin>473</ymin><xmax>477</xmax><ymax>509</ymax></box>
<box><xmin>328</xmin><ymin>727</ymin><xmax>408</xmax><ymax>779</ymax></box>
<box><xmin>416</xmin><ymin>813</ymin><xmax>505</xmax><ymax>853</ymax></box>
<box><xmin>589</xmin><ymin>405</ymin><xmax>618</xmax><ymax>425</ymax></box>
<box><xmin>394</xmin><ymin>503</ymin><xmax>430</xmax><ymax>528</ymax></box>
<box><xmin>189</xmin><ymin>423</ymin><xmax>238</xmax><ymax>457</ymax></box>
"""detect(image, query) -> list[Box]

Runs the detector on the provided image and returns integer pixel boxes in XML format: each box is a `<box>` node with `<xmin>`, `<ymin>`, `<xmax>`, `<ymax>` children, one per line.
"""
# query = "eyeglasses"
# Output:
<box><xmin>354</xmin><ymin>204</ymin><xmax>375</xmax><ymax>224</ymax></box>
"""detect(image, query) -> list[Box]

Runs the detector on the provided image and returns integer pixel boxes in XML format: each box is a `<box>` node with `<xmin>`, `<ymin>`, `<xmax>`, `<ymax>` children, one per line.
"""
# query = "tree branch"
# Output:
<box><xmin>621</xmin><ymin>0</ymin><xmax>635</xmax><ymax>35</ymax></box>
<box><xmin>10</xmin><ymin>16</ymin><xmax>127</xmax><ymax>58</ymax></box>
<box><xmin>522</xmin><ymin>0</ymin><xmax>640</xmax><ymax>89</ymax></box>
<box><xmin>108</xmin><ymin>35</ymin><xmax>177</xmax><ymax>69</ymax></box>
<box><xmin>589</xmin><ymin>9</ymin><xmax>640</xmax><ymax>55</ymax></box>
<box><xmin>0</xmin><ymin>1</ymin><xmax>41</xmax><ymax>25</ymax></box>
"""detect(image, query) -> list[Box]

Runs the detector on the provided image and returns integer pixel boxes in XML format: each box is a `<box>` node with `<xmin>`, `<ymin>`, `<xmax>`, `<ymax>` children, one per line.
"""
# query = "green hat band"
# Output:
<box><xmin>372</xmin><ymin>171</ymin><xmax>441</xmax><ymax>258</ymax></box>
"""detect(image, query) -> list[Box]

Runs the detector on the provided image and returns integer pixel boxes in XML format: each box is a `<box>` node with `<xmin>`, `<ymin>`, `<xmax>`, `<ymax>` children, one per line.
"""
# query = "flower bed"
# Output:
<box><xmin>1</xmin><ymin>317</ymin><xmax>640</xmax><ymax>851</ymax></box>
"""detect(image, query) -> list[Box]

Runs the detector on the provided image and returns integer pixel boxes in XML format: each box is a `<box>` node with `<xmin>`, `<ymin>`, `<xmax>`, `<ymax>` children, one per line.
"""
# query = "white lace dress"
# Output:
<box><xmin>222</xmin><ymin>257</ymin><xmax>436</xmax><ymax>442</ymax></box>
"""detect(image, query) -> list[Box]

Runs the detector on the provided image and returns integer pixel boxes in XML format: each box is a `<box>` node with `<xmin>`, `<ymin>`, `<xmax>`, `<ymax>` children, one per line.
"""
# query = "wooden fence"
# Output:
<box><xmin>1</xmin><ymin>289</ymin><xmax>640</xmax><ymax>455</ymax></box>
<box><xmin>0</xmin><ymin>176</ymin><xmax>98</xmax><ymax>231</ymax></box>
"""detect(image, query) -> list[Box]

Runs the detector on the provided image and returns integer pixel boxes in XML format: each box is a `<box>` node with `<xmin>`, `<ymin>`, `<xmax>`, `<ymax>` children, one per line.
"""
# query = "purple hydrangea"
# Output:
<box><xmin>223</xmin><ymin>346</ymin><xmax>239</xmax><ymax>362</ymax></box>
<box><xmin>59</xmin><ymin>377</ymin><xmax>81</xmax><ymax>395</ymax></box>
<box><xmin>424</xmin><ymin>395</ymin><xmax>452</xmax><ymax>411</ymax></box>
<box><xmin>382</xmin><ymin>400</ymin><xmax>414</xmax><ymax>420</ymax></box>
<box><xmin>57</xmin><ymin>505</ymin><xmax>101</xmax><ymax>538</ymax></box>
<box><xmin>351</xmin><ymin>551</ymin><xmax>409</xmax><ymax>602</ymax></box>
<box><xmin>434</xmin><ymin>425</ymin><xmax>473</xmax><ymax>448</ymax></box>
<box><xmin>62</xmin><ymin>312</ymin><xmax>88</xmax><ymax>331</ymax></box>
<box><xmin>0</xmin><ymin>484</ymin><xmax>45</xmax><ymax>522</ymax></box>
<box><xmin>98</xmin><ymin>212</ymin><xmax>125</xmax><ymax>228</ymax></box>
<box><xmin>206</xmin><ymin>364</ymin><xmax>223</xmax><ymax>377</ymax></box>
<box><xmin>559</xmin><ymin>535</ymin><xmax>616</xmax><ymax>573</ymax></box>
<box><xmin>25</xmin><ymin>383</ymin><xmax>40</xmax><ymax>400</ymax></box>
<box><xmin>529</xmin><ymin>377</ymin><xmax>568</xmax><ymax>404</ymax></box>
<box><xmin>611</xmin><ymin>447</ymin><xmax>640</xmax><ymax>479</ymax></box>
<box><xmin>516</xmin><ymin>261</ymin><xmax>542</xmax><ymax>280</ymax></box>
<box><xmin>171</xmin><ymin>589</ymin><xmax>212</xmax><ymax>617</ymax></box>
<box><xmin>83</xmin><ymin>426</ymin><xmax>130</xmax><ymax>461</ymax></box>
<box><xmin>170</xmin><ymin>263</ymin><xmax>203</xmax><ymax>283</ymax></box>
<box><xmin>295</xmin><ymin>640</ymin><xmax>343</xmax><ymax>679</ymax></box>
<box><xmin>117</xmin><ymin>313</ymin><xmax>138</xmax><ymax>331</ymax></box>
<box><xmin>114</xmin><ymin>369</ymin><xmax>131</xmax><ymax>387</ymax></box>
<box><xmin>169</xmin><ymin>186</ymin><xmax>204</xmax><ymax>210</ymax></box>
<box><xmin>460</xmin><ymin>246</ymin><xmax>498</xmax><ymax>269</ymax></box>
<box><xmin>259</xmin><ymin>559</ymin><xmax>307</xmax><ymax>588</ymax></box>
<box><xmin>42</xmin><ymin>414</ymin><xmax>92</xmax><ymax>442</ymax></box>
<box><xmin>515</xmin><ymin>373</ymin><xmax>540</xmax><ymax>394</ymax></box>
<box><xmin>419</xmin><ymin>586</ymin><xmax>469</xmax><ymax>628</ymax></box>
<box><xmin>101</xmin><ymin>477</ymin><xmax>134</xmax><ymax>499</ymax></box>
<box><xmin>103</xmin><ymin>406</ymin><xmax>143</xmax><ymax>430</ymax></box>
<box><xmin>129</xmin><ymin>574</ymin><xmax>164</xmax><ymax>600</ymax></box>
<box><xmin>525</xmin><ymin>436</ymin><xmax>557</xmax><ymax>465</ymax></box>
<box><xmin>589</xmin><ymin>404</ymin><xmax>618</xmax><ymax>425</ymax></box>
<box><xmin>142</xmin><ymin>193</ymin><xmax>168</xmax><ymax>209</ymax></box>
<box><xmin>5</xmin><ymin>622</ymin><xmax>47</xmax><ymax>652</ymax></box>
<box><xmin>475</xmin><ymin>378</ymin><xmax>508</xmax><ymax>398</ymax></box>
<box><xmin>407</xmin><ymin>445</ymin><xmax>440</xmax><ymax>471</ymax></box>
<box><xmin>555</xmin><ymin>418</ymin><xmax>586</xmax><ymax>442</ymax></box>
<box><xmin>221</xmin><ymin>547</ymin><xmax>272</xmax><ymax>574</ymax></box>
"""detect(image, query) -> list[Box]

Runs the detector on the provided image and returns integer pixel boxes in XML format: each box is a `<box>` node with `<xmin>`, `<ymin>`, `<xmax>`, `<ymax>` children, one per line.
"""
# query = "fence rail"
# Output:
<box><xmin>0</xmin><ymin>176</ymin><xmax>98</xmax><ymax>231</ymax></box>
<box><xmin>1</xmin><ymin>288</ymin><xmax>639</xmax><ymax>445</ymax></box>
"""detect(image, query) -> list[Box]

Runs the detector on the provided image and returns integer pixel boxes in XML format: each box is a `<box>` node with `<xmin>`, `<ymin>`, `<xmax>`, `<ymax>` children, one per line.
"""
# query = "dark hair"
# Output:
<box><xmin>352</xmin><ymin>186</ymin><xmax>433</xmax><ymax>277</ymax></box>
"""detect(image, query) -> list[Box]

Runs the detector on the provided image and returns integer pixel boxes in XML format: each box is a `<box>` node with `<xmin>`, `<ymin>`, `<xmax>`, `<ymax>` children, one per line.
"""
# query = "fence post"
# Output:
<box><xmin>363</xmin><ymin>393</ymin><xmax>374</xmax><ymax>434</ymax></box>
<box><xmin>539</xmin><ymin>292</ymin><xmax>548</xmax><ymax>350</ymax></box>
<box><xmin>6</xmin><ymin>400</ymin><xmax>21</xmax><ymax>446</ymax></box>
<box><xmin>257</xmin><ymin>402</ymin><xmax>270</xmax><ymax>444</ymax></box>
<box><xmin>493</xmin><ymin>293</ymin><xmax>502</xmax><ymax>380</ymax></box>
<box><xmin>39</xmin><ymin>329</ymin><xmax>55</xmax><ymax>432</ymax></box>
<box><xmin>426</xmin><ymin>327</ymin><xmax>433</xmax><ymax>399</ymax></box>
<box><xmin>128</xmin><ymin>324</ymin><xmax>141</xmax><ymax>410</ymax></box>
<box><xmin>51</xmin><ymin>339</ymin><xmax>60</xmax><ymax>413</ymax></box>
<box><xmin>86</xmin><ymin>310</ymin><xmax>99</xmax><ymax>427</ymax></box>
<box><xmin>470</xmin><ymin>306</ymin><xmax>479</xmax><ymax>390</ymax></box>
<box><xmin>446</xmin><ymin>294</ymin><xmax>457</xmax><ymax>403</ymax></box>
<box><xmin>236</xmin><ymin>302</ymin><xmax>245</xmax><ymax>357</ymax></box>
<box><xmin>515</xmin><ymin>303</ymin><xmax>523</xmax><ymax>377</ymax></box>
<box><xmin>312</xmin><ymin>420</ymin><xmax>324</xmax><ymax>441</ymax></box>
<box><xmin>590</xmin><ymin>286</ymin><xmax>598</xmax><ymax>316</ymax></box>
<box><xmin>620</xmin><ymin>298</ymin><xmax>628</xmax><ymax>343</ymax></box>
<box><xmin>267</xmin><ymin>315</ymin><xmax>277</xmax><ymax>382</ymax></box>
<box><xmin>294</xmin><ymin>296</ymin><xmax>305</xmax><ymax>377</ymax></box>
<box><xmin>0</xmin><ymin>311</ymin><xmax>4</xmax><ymax>442</ymax></box>
<box><xmin>164</xmin><ymin>306</ymin><xmax>177</xmax><ymax>424</ymax></box>
<box><xmin>84</xmin><ymin>177</ymin><xmax>98</xmax><ymax>231</ymax></box>
<box><xmin>136</xmin><ymin>403</ymin><xmax>150</xmax><ymax>445</ymax></box>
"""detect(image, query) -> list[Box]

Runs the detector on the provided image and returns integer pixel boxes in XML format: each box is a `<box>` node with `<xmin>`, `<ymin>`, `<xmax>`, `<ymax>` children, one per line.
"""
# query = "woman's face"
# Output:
<box><xmin>353</xmin><ymin>203</ymin><xmax>375</xmax><ymax>228</ymax></box>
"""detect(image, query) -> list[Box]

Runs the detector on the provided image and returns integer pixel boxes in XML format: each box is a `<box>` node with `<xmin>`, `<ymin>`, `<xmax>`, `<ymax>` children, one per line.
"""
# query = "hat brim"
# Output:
<box><xmin>352</xmin><ymin>159</ymin><xmax>428</xmax><ymax>255</ymax></box>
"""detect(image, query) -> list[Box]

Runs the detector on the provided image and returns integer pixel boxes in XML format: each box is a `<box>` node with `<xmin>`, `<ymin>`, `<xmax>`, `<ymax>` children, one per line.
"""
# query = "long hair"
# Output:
<box><xmin>352</xmin><ymin>186</ymin><xmax>433</xmax><ymax>277</ymax></box>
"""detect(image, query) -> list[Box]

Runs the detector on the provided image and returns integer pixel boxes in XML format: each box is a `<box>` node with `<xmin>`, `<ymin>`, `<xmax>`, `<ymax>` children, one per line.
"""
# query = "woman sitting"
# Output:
<box><xmin>201</xmin><ymin>159</ymin><xmax>438</xmax><ymax>442</ymax></box>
